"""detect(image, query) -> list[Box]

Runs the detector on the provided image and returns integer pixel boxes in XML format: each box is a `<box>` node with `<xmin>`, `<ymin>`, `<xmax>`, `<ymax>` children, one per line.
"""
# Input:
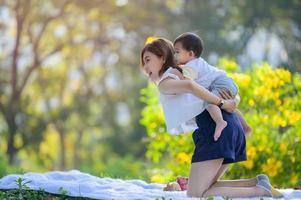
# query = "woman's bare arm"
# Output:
<box><xmin>158</xmin><ymin>78</ymin><xmax>236</xmax><ymax>112</ymax></box>
<box><xmin>158</xmin><ymin>78</ymin><xmax>221</xmax><ymax>105</ymax></box>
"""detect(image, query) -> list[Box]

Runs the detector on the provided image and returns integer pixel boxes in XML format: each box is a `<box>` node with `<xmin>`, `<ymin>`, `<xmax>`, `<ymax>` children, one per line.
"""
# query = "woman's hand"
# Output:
<box><xmin>219</xmin><ymin>90</ymin><xmax>234</xmax><ymax>100</ymax></box>
<box><xmin>219</xmin><ymin>90</ymin><xmax>236</xmax><ymax>113</ymax></box>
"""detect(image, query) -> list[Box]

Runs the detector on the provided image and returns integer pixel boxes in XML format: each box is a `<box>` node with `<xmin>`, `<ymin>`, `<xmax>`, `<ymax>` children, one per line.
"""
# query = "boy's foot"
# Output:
<box><xmin>214</xmin><ymin>120</ymin><xmax>227</xmax><ymax>141</ymax></box>
<box><xmin>176</xmin><ymin>176</ymin><xmax>188</xmax><ymax>191</ymax></box>
<box><xmin>243</xmin><ymin>124</ymin><xmax>252</xmax><ymax>136</ymax></box>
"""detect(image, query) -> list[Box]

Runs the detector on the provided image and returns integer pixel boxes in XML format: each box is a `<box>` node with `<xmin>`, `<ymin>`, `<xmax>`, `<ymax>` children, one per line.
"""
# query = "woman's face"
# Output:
<box><xmin>142</xmin><ymin>51</ymin><xmax>165</xmax><ymax>82</ymax></box>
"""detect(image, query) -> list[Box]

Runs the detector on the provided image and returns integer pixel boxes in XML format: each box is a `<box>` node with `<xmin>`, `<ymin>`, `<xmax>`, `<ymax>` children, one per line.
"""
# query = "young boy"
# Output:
<box><xmin>173</xmin><ymin>32</ymin><xmax>251</xmax><ymax>141</ymax></box>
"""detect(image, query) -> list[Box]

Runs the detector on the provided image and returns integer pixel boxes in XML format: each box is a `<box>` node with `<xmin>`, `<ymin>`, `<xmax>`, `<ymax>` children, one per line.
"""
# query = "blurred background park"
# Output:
<box><xmin>0</xmin><ymin>0</ymin><xmax>300</xmax><ymax>188</ymax></box>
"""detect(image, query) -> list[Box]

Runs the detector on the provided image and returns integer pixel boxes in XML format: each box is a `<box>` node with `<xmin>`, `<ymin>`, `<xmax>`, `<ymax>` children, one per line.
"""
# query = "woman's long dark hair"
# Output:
<box><xmin>140</xmin><ymin>38</ymin><xmax>182</xmax><ymax>76</ymax></box>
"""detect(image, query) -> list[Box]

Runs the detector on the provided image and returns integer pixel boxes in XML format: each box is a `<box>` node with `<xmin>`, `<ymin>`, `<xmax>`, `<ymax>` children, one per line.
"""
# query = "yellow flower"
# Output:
<box><xmin>230</xmin><ymin>73</ymin><xmax>251</xmax><ymax>89</ymax></box>
<box><xmin>248</xmin><ymin>99</ymin><xmax>255</xmax><ymax>107</ymax></box>
<box><xmin>290</xmin><ymin>173</ymin><xmax>298</xmax><ymax>185</ymax></box>
<box><xmin>241</xmin><ymin>160</ymin><xmax>254</xmax><ymax>169</ymax></box>
<box><xmin>262</xmin><ymin>158</ymin><xmax>282</xmax><ymax>177</ymax></box>
<box><xmin>177</xmin><ymin>152</ymin><xmax>191</xmax><ymax>164</ymax></box>
<box><xmin>150</xmin><ymin>122</ymin><xmax>157</xmax><ymax>129</ymax></box>
<box><xmin>273</xmin><ymin>91</ymin><xmax>280</xmax><ymax>99</ymax></box>
<box><xmin>145</xmin><ymin>36</ymin><xmax>158</xmax><ymax>44</ymax></box>
<box><xmin>277</xmin><ymin>68</ymin><xmax>291</xmax><ymax>83</ymax></box>
<box><xmin>219</xmin><ymin>58</ymin><xmax>238</xmax><ymax>72</ymax></box>
<box><xmin>288</xmin><ymin>111</ymin><xmax>301</xmax><ymax>125</ymax></box>
<box><xmin>261</xmin><ymin>115</ymin><xmax>269</xmax><ymax>124</ymax></box>
<box><xmin>275</xmin><ymin>99</ymin><xmax>282</xmax><ymax>107</ymax></box>
<box><xmin>279</xmin><ymin>142</ymin><xmax>287</xmax><ymax>153</ymax></box>
<box><xmin>247</xmin><ymin>146</ymin><xmax>256</xmax><ymax>159</ymax></box>
<box><xmin>240</xmin><ymin>146</ymin><xmax>256</xmax><ymax>169</ymax></box>
<box><xmin>178</xmin><ymin>139</ymin><xmax>185</xmax><ymax>145</ymax></box>
<box><xmin>257</xmin><ymin>134</ymin><xmax>268</xmax><ymax>151</ymax></box>
<box><xmin>151</xmin><ymin>174</ymin><xmax>165</xmax><ymax>183</ymax></box>
<box><xmin>272</xmin><ymin>115</ymin><xmax>287</xmax><ymax>127</ymax></box>
<box><xmin>254</xmin><ymin>86</ymin><xmax>270</xmax><ymax>97</ymax></box>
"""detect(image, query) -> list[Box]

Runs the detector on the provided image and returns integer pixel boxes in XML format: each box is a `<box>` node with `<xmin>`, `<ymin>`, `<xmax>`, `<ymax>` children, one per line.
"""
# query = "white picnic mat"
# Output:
<box><xmin>0</xmin><ymin>170</ymin><xmax>300</xmax><ymax>200</ymax></box>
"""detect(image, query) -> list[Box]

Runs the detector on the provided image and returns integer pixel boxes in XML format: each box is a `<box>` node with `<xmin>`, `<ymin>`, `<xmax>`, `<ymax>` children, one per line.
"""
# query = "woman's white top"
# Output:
<box><xmin>158</xmin><ymin>67</ymin><xmax>206</xmax><ymax>135</ymax></box>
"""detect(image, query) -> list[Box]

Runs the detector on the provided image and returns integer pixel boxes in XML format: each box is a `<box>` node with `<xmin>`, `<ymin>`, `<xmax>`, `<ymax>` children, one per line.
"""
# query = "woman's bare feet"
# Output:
<box><xmin>176</xmin><ymin>176</ymin><xmax>189</xmax><ymax>191</ymax></box>
<box><xmin>256</xmin><ymin>180</ymin><xmax>283</xmax><ymax>198</ymax></box>
<box><xmin>163</xmin><ymin>182</ymin><xmax>181</xmax><ymax>191</ymax></box>
<box><xmin>214</xmin><ymin>120</ymin><xmax>227</xmax><ymax>141</ymax></box>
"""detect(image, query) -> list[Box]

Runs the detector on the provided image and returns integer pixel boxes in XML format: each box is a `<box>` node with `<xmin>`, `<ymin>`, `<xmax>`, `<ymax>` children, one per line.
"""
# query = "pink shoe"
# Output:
<box><xmin>176</xmin><ymin>176</ymin><xmax>188</xmax><ymax>191</ymax></box>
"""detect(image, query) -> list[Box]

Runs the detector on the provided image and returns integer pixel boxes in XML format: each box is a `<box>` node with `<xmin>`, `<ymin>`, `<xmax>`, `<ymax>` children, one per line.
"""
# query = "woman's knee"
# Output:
<box><xmin>186</xmin><ymin>190</ymin><xmax>201</xmax><ymax>197</ymax></box>
<box><xmin>186</xmin><ymin>187</ymin><xmax>207</xmax><ymax>197</ymax></box>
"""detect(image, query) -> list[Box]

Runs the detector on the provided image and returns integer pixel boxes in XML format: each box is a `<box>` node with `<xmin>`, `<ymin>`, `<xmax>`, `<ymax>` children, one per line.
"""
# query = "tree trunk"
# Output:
<box><xmin>6</xmin><ymin>112</ymin><xmax>18</xmax><ymax>165</ymax></box>
<box><xmin>73</xmin><ymin>129</ymin><xmax>83</xmax><ymax>169</ymax></box>
<box><xmin>57</xmin><ymin>127</ymin><xmax>66</xmax><ymax>170</ymax></box>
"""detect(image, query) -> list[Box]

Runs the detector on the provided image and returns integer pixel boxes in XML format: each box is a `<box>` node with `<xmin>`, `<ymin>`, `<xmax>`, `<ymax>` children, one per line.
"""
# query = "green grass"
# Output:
<box><xmin>0</xmin><ymin>178</ymin><xmax>94</xmax><ymax>200</ymax></box>
<box><xmin>0</xmin><ymin>189</ymin><xmax>94</xmax><ymax>200</ymax></box>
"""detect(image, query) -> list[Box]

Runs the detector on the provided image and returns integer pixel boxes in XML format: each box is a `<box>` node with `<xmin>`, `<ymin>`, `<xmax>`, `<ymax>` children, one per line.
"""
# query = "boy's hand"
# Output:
<box><xmin>169</xmin><ymin>68</ymin><xmax>185</xmax><ymax>80</ymax></box>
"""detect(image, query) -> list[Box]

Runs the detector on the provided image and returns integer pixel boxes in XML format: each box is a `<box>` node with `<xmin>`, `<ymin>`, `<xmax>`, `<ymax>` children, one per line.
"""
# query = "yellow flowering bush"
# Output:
<box><xmin>141</xmin><ymin>60</ymin><xmax>301</xmax><ymax>187</ymax></box>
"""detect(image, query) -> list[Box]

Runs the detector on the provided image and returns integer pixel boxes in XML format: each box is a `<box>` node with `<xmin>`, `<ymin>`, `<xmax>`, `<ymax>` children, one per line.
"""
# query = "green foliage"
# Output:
<box><xmin>0</xmin><ymin>178</ymin><xmax>47</xmax><ymax>200</ymax></box>
<box><xmin>0</xmin><ymin>0</ymin><xmax>300</xmax><ymax>181</ymax></box>
<box><xmin>100</xmin><ymin>155</ymin><xmax>145</xmax><ymax>180</ymax></box>
<box><xmin>58</xmin><ymin>187</ymin><xmax>69</xmax><ymax>196</ymax></box>
<box><xmin>0</xmin><ymin>153</ymin><xmax>7</xmax><ymax>178</ymax></box>
<box><xmin>0</xmin><ymin>152</ymin><xmax>26</xmax><ymax>178</ymax></box>
<box><xmin>141</xmin><ymin>60</ymin><xmax>301</xmax><ymax>187</ymax></box>
<box><xmin>0</xmin><ymin>178</ymin><xmax>92</xmax><ymax>199</ymax></box>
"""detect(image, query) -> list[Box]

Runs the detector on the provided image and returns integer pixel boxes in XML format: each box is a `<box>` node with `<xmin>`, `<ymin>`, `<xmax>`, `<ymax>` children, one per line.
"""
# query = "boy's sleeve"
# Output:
<box><xmin>182</xmin><ymin>65</ymin><xmax>198</xmax><ymax>80</ymax></box>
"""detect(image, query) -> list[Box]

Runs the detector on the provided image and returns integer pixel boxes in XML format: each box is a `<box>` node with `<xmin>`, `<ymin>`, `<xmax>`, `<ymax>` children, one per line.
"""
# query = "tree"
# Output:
<box><xmin>0</xmin><ymin>0</ymin><xmax>178</xmax><ymax>170</ymax></box>
<box><xmin>0</xmin><ymin>0</ymin><xmax>70</xmax><ymax>164</ymax></box>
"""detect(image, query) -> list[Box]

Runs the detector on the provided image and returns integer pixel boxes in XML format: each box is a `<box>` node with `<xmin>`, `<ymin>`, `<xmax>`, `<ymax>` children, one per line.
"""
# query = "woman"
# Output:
<box><xmin>140</xmin><ymin>38</ymin><xmax>283</xmax><ymax>198</ymax></box>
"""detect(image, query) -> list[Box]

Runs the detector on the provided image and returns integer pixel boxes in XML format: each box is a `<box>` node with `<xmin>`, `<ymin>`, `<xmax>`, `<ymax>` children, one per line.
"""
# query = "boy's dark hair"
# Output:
<box><xmin>174</xmin><ymin>32</ymin><xmax>203</xmax><ymax>57</ymax></box>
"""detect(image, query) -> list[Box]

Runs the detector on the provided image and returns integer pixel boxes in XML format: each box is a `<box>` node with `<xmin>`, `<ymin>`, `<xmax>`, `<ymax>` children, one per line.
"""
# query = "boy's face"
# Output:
<box><xmin>142</xmin><ymin>51</ymin><xmax>165</xmax><ymax>82</ymax></box>
<box><xmin>174</xmin><ymin>42</ymin><xmax>195</xmax><ymax>65</ymax></box>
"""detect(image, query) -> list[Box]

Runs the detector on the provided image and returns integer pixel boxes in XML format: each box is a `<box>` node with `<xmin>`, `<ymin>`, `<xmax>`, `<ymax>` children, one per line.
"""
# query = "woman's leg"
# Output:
<box><xmin>203</xmin><ymin>186</ymin><xmax>268</xmax><ymax>198</ymax></box>
<box><xmin>211</xmin><ymin>164</ymin><xmax>228</xmax><ymax>184</ymax></box>
<box><xmin>187</xmin><ymin>159</ymin><xmax>224</xmax><ymax>197</ymax></box>
<box><xmin>179</xmin><ymin>164</ymin><xmax>255</xmax><ymax>191</ymax></box>
<box><xmin>212</xmin><ymin>164</ymin><xmax>257</xmax><ymax>187</ymax></box>
<box><xmin>187</xmin><ymin>160</ymin><xmax>270</xmax><ymax>198</ymax></box>
<box><xmin>214</xmin><ymin>178</ymin><xmax>257</xmax><ymax>187</ymax></box>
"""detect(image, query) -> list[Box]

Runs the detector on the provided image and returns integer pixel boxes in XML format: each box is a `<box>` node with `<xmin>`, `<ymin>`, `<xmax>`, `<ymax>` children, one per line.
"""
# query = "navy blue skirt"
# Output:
<box><xmin>192</xmin><ymin>110</ymin><xmax>247</xmax><ymax>164</ymax></box>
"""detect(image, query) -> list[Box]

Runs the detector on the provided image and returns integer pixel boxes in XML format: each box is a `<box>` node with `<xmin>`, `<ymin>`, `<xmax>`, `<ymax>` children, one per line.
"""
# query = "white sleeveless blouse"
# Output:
<box><xmin>158</xmin><ymin>67</ymin><xmax>206</xmax><ymax>135</ymax></box>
